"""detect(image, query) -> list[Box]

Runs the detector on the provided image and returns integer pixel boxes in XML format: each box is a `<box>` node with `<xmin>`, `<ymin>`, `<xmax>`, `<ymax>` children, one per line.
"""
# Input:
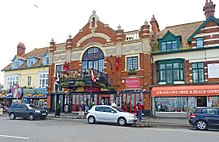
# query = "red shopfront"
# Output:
<box><xmin>151</xmin><ymin>84</ymin><xmax>219</xmax><ymax>117</ymax></box>
<box><xmin>119</xmin><ymin>77</ymin><xmax>145</xmax><ymax>114</ymax></box>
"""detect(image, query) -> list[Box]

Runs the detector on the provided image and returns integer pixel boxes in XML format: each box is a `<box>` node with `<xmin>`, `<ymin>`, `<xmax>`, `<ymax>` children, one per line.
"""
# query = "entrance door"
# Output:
<box><xmin>197</xmin><ymin>97</ymin><xmax>207</xmax><ymax>107</ymax></box>
<box><xmin>98</xmin><ymin>95</ymin><xmax>110</xmax><ymax>105</ymax></box>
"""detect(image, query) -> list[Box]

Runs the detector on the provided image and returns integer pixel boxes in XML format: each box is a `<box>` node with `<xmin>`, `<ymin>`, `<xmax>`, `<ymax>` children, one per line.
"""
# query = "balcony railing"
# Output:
<box><xmin>57</xmin><ymin>69</ymin><xmax>109</xmax><ymax>85</ymax></box>
<box><xmin>125</xmin><ymin>30</ymin><xmax>140</xmax><ymax>41</ymax></box>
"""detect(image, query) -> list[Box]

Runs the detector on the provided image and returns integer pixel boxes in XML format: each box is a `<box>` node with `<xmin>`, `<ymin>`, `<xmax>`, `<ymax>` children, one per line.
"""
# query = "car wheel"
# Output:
<box><xmin>9</xmin><ymin>113</ymin><xmax>16</xmax><ymax>120</ymax></box>
<box><xmin>118</xmin><ymin>117</ymin><xmax>127</xmax><ymax>126</ymax></box>
<box><xmin>28</xmin><ymin>114</ymin><xmax>35</xmax><ymax>121</ymax></box>
<box><xmin>88</xmin><ymin>116</ymin><xmax>95</xmax><ymax>124</ymax></box>
<box><xmin>196</xmin><ymin>120</ymin><xmax>207</xmax><ymax>130</ymax></box>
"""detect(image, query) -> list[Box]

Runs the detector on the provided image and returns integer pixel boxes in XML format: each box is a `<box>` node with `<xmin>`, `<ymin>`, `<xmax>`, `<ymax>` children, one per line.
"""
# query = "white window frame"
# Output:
<box><xmin>7</xmin><ymin>75</ymin><xmax>20</xmax><ymax>89</ymax></box>
<box><xmin>125</xmin><ymin>54</ymin><xmax>140</xmax><ymax>71</ymax></box>
<box><xmin>38</xmin><ymin>72</ymin><xmax>48</xmax><ymax>88</ymax></box>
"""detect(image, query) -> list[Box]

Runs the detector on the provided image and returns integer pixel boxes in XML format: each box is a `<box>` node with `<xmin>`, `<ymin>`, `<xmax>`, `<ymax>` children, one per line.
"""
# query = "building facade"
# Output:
<box><xmin>47</xmin><ymin>11</ymin><xmax>158</xmax><ymax>115</ymax></box>
<box><xmin>1</xmin><ymin>42</ymin><xmax>49</xmax><ymax>108</ymax></box>
<box><xmin>151</xmin><ymin>0</ymin><xmax>219</xmax><ymax>117</ymax></box>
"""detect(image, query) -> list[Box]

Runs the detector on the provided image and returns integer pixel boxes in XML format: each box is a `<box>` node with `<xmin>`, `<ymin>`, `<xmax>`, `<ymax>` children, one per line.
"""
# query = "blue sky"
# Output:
<box><xmin>0</xmin><ymin>0</ymin><xmax>218</xmax><ymax>86</ymax></box>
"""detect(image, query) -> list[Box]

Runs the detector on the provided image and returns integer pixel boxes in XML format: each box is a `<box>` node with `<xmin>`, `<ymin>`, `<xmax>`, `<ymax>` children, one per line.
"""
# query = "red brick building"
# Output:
<box><xmin>47</xmin><ymin>11</ymin><xmax>158</xmax><ymax>116</ymax></box>
<box><xmin>151</xmin><ymin>0</ymin><xmax>219</xmax><ymax>117</ymax></box>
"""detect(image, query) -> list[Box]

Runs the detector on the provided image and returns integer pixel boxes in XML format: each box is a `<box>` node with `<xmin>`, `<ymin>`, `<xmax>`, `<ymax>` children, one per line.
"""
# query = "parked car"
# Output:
<box><xmin>188</xmin><ymin>107</ymin><xmax>219</xmax><ymax>130</ymax></box>
<box><xmin>86</xmin><ymin>105</ymin><xmax>137</xmax><ymax>126</ymax></box>
<box><xmin>8</xmin><ymin>103</ymin><xmax>48</xmax><ymax>120</ymax></box>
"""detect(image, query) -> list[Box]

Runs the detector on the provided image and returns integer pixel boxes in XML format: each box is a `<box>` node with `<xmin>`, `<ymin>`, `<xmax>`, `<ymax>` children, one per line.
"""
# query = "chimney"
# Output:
<box><xmin>116</xmin><ymin>25</ymin><xmax>125</xmax><ymax>42</ymax></box>
<box><xmin>17</xmin><ymin>42</ymin><xmax>26</xmax><ymax>56</ymax></box>
<box><xmin>203</xmin><ymin>0</ymin><xmax>216</xmax><ymax>19</ymax></box>
<box><xmin>139</xmin><ymin>19</ymin><xmax>150</xmax><ymax>39</ymax></box>
<box><xmin>49</xmin><ymin>38</ymin><xmax>56</xmax><ymax>52</ymax></box>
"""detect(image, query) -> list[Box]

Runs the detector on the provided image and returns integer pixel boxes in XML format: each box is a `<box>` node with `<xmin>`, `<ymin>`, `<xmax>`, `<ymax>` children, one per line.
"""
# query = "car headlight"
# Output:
<box><xmin>128</xmin><ymin>115</ymin><xmax>135</xmax><ymax>118</ymax></box>
<box><xmin>35</xmin><ymin>110</ymin><xmax>41</xmax><ymax>113</ymax></box>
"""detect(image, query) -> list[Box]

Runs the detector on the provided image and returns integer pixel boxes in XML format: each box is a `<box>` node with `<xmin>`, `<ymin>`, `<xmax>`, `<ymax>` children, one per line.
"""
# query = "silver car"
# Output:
<box><xmin>86</xmin><ymin>105</ymin><xmax>137</xmax><ymax>126</ymax></box>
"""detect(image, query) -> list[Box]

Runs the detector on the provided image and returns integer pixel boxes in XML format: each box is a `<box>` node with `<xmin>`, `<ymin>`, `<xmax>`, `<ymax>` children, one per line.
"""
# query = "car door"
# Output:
<box><xmin>94</xmin><ymin>106</ymin><xmax>107</xmax><ymax>122</ymax></box>
<box><xmin>205</xmin><ymin>108</ymin><xmax>218</xmax><ymax>127</ymax></box>
<box><xmin>104</xmin><ymin>107</ymin><xmax>118</xmax><ymax>123</ymax></box>
<box><xmin>19</xmin><ymin>104</ymin><xmax>28</xmax><ymax>118</ymax></box>
<box><xmin>13</xmin><ymin>104</ymin><xmax>20</xmax><ymax>117</ymax></box>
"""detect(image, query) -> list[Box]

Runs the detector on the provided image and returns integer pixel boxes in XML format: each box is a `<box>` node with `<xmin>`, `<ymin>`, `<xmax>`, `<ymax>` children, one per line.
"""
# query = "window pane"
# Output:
<box><xmin>173</xmin><ymin>63</ymin><xmax>178</xmax><ymax>68</ymax></box>
<box><xmin>166</xmin><ymin>64</ymin><xmax>172</xmax><ymax>69</ymax></box>
<box><xmin>160</xmin><ymin>64</ymin><xmax>165</xmax><ymax>69</ymax></box>
<box><xmin>193</xmin><ymin>70</ymin><xmax>198</xmax><ymax>83</ymax></box>
<box><xmin>166</xmin><ymin>70</ymin><xmax>173</xmax><ymax>83</ymax></box>
<box><xmin>161</xmin><ymin>42</ymin><xmax>166</xmax><ymax>51</ymax></box>
<box><xmin>198</xmin><ymin>63</ymin><xmax>204</xmax><ymax>68</ymax></box>
<box><xmin>192</xmin><ymin>63</ymin><xmax>197</xmax><ymax>68</ymax></box>
<box><xmin>172</xmin><ymin>41</ymin><xmax>178</xmax><ymax>50</ymax></box>
<box><xmin>196</xmin><ymin>37</ymin><xmax>204</xmax><ymax>48</ymax></box>
<box><xmin>174</xmin><ymin>70</ymin><xmax>179</xmax><ymax>80</ymax></box>
<box><xmin>166</xmin><ymin>41</ymin><xmax>172</xmax><ymax>51</ymax></box>
<box><xmin>160</xmin><ymin>71</ymin><xmax>166</xmax><ymax>81</ymax></box>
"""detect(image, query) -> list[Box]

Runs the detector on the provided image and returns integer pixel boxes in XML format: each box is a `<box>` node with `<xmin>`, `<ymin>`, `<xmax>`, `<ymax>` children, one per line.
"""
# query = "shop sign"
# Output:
<box><xmin>23</xmin><ymin>88</ymin><xmax>47</xmax><ymax>98</ymax></box>
<box><xmin>152</xmin><ymin>85</ymin><xmax>219</xmax><ymax>97</ymax></box>
<box><xmin>0</xmin><ymin>84</ymin><xmax>23</xmax><ymax>99</ymax></box>
<box><xmin>125</xmin><ymin>78</ymin><xmax>140</xmax><ymax>88</ymax></box>
<box><xmin>84</xmin><ymin>86</ymin><xmax>101</xmax><ymax>92</ymax></box>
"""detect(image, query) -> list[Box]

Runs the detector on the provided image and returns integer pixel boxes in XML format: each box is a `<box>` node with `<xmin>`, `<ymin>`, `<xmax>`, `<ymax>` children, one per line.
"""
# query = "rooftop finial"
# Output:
<box><xmin>68</xmin><ymin>34</ymin><xmax>72</xmax><ymax>39</ymax></box>
<box><xmin>117</xmin><ymin>24</ymin><xmax>121</xmax><ymax>30</ymax></box>
<box><xmin>92</xmin><ymin>10</ymin><xmax>96</xmax><ymax>15</ymax></box>
<box><xmin>144</xmin><ymin>19</ymin><xmax>148</xmax><ymax>25</ymax></box>
<box><xmin>51</xmin><ymin>38</ymin><xmax>54</xmax><ymax>42</ymax></box>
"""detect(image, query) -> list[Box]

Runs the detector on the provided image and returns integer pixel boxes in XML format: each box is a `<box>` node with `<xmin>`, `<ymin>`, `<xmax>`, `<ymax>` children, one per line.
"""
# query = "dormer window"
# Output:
<box><xmin>158</xmin><ymin>31</ymin><xmax>181</xmax><ymax>53</ymax></box>
<box><xmin>27</xmin><ymin>57</ymin><xmax>38</xmax><ymax>67</ymax></box>
<box><xmin>12</xmin><ymin>61</ymin><xmax>19</xmax><ymax>69</ymax></box>
<box><xmin>196</xmin><ymin>37</ymin><xmax>204</xmax><ymax>48</ymax></box>
<box><xmin>42</xmin><ymin>54</ymin><xmax>49</xmax><ymax>65</ymax></box>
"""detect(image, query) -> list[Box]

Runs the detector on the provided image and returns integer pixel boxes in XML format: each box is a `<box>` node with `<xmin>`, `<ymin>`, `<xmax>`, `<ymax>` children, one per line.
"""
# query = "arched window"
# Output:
<box><xmin>82</xmin><ymin>47</ymin><xmax>104</xmax><ymax>72</ymax></box>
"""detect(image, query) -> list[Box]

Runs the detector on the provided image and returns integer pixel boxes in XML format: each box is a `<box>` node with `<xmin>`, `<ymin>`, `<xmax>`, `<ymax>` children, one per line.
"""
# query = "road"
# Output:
<box><xmin>0</xmin><ymin>116</ymin><xmax>218</xmax><ymax>142</ymax></box>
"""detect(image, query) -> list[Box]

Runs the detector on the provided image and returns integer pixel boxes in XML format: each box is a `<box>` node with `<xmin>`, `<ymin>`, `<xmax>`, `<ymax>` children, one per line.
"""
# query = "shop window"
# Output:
<box><xmin>192</xmin><ymin>62</ymin><xmax>205</xmax><ymax>83</ymax></box>
<box><xmin>155</xmin><ymin>97</ymin><xmax>187</xmax><ymax>112</ymax></box>
<box><xmin>156</xmin><ymin>59</ymin><xmax>184</xmax><ymax>84</ymax></box>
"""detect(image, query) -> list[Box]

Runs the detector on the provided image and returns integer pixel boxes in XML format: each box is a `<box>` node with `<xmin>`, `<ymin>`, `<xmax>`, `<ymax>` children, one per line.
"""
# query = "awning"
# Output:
<box><xmin>152</xmin><ymin>84</ymin><xmax>219</xmax><ymax>97</ymax></box>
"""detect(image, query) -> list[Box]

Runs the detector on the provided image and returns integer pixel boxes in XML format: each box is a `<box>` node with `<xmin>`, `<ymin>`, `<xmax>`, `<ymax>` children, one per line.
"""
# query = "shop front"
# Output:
<box><xmin>23</xmin><ymin>88</ymin><xmax>47</xmax><ymax>109</ymax></box>
<box><xmin>70</xmin><ymin>86</ymin><xmax>115</xmax><ymax>112</ymax></box>
<box><xmin>152</xmin><ymin>84</ymin><xmax>219</xmax><ymax>118</ymax></box>
<box><xmin>0</xmin><ymin>84</ymin><xmax>23</xmax><ymax>107</ymax></box>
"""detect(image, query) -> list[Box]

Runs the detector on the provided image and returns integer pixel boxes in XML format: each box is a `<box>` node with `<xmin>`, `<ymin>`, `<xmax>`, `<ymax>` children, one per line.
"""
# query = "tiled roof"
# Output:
<box><xmin>158</xmin><ymin>20</ymin><xmax>204</xmax><ymax>48</ymax></box>
<box><xmin>2</xmin><ymin>47</ymin><xmax>49</xmax><ymax>71</ymax></box>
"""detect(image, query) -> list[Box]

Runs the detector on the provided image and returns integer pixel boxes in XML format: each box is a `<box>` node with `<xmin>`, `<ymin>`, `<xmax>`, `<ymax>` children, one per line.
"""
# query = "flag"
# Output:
<box><xmin>63</xmin><ymin>65</ymin><xmax>69</xmax><ymax>74</ymax></box>
<box><xmin>91</xmin><ymin>69</ymin><xmax>99</xmax><ymax>82</ymax></box>
<box><xmin>115</xmin><ymin>57</ymin><xmax>119</xmax><ymax>71</ymax></box>
<box><xmin>55</xmin><ymin>73</ymin><xmax>60</xmax><ymax>86</ymax></box>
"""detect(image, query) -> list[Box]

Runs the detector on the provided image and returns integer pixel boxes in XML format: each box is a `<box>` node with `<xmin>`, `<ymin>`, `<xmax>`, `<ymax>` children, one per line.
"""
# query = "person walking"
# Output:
<box><xmin>136</xmin><ymin>99</ymin><xmax>143</xmax><ymax>122</ymax></box>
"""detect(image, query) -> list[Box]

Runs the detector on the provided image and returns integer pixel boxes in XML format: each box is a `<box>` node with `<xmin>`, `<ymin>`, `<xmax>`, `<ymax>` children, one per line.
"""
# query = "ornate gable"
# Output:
<box><xmin>188</xmin><ymin>16</ymin><xmax>219</xmax><ymax>48</ymax></box>
<box><xmin>69</xmin><ymin>11</ymin><xmax>117</xmax><ymax>48</ymax></box>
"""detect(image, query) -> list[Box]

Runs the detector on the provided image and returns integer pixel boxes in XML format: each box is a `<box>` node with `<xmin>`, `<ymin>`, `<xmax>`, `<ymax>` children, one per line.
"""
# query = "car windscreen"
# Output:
<box><xmin>112</xmin><ymin>107</ymin><xmax>125</xmax><ymax>112</ymax></box>
<box><xmin>27</xmin><ymin>104</ymin><xmax>39</xmax><ymax>109</ymax></box>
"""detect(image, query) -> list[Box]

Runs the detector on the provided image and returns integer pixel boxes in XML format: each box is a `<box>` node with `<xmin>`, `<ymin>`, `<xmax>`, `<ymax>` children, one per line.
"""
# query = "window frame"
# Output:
<box><xmin>38</xmin><ymin>72</ymin><xmax>48</xmax><ymax>88</ymax></box>
<box><xmin>125</xmin><ymin>54</ymin><xmax>139</xmax><ymax>71</ymax></box>
<box><xmin>156</xmin><ymin>59</ymin><xmax>184</xmax><ymax>84</ymax></box>
<box><xmin>192</xmin><ymin>62</ymin><xmax>205</xmax><ymax>84</ymax></box>
<box><xmin>196</xmin><ymin>37</ymin><xmax>204</xmax><ymax>48</ymax></box>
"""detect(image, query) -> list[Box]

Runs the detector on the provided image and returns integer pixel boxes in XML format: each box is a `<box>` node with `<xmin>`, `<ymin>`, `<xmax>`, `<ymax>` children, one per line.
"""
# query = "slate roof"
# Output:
<box><xmin>158</xmin><ymin>20</ymin><xmax>204</xmax><ymax>48</ymax></box>
<box><xmin>2</xmin><ymin>47</ymin><xmax>49</xmax><ymax>71</ymax></box>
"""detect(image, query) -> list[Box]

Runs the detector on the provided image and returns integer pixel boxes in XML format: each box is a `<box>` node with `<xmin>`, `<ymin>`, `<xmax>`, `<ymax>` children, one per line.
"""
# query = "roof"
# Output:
<box><xmin>158</xmin><ymin>20</ymin><xmax>204</xmax><ymax>48</ymax></box>
<box><xmin>2</xmin><ymin>47</ymin><xmax>49</xmax><ymax>71</ymax></box>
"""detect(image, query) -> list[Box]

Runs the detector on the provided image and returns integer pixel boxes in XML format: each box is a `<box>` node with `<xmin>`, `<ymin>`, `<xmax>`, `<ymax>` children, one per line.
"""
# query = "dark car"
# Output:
<box><xmin>189</xmin><ymin>107</ymin><xmax>219</xmax><ymax>130</ymax></box>
<box><xmin>8</xmin><ymin>103</ymin><xmax>48</xmax><ymax>120</ymax></box>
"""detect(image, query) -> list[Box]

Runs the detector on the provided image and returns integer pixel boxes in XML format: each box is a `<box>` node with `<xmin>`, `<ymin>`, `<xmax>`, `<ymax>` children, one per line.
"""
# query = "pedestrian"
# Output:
<box><xmin>100</xmin><ymin>99</ymin><xmax>104</xmax><ymax>105</ymax></box>
<box><xmin>136</xmin><ymin>99</ymin><xmax>143</xmax><ymax>122</ymax></box>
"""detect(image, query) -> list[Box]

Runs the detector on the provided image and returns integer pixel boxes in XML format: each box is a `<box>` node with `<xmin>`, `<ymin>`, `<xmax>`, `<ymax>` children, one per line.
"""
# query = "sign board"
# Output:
<box><xmin>125</xmin><ymin>78</ymin><xmax>140</xmax><ymax>88</ymax></box>
<box><xmin>208</xmin><ymin>64</ymin><xmax>219</xmax><ymax>78</ymax></box>
<box><xmin>23</xmin><ymin>88</ymin><xmax>47</xmax><ymax>98</ymax></box>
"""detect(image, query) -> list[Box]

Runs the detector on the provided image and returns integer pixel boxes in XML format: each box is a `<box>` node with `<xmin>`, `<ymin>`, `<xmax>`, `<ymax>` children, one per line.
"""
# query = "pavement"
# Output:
<box><xmin>0</xmin><ymin>112</ymin><xmax>191</xmax><ymax>128</ymax></box>
<box><xmin>46</xmin><ymin>112</ymin><xmax>191</xmax><ymax>128</ymax></box>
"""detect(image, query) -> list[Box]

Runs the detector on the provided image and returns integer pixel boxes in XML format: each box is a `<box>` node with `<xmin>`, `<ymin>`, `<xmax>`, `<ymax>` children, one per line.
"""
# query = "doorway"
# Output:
<box><xmin>197</xmin><ymin>97</ymin><xmax>207</xmax><ymax>107</ymax></box>
<box><xmin>98</xmin><ymin>95</ymin><xmax>110</xmax><ymax>105</ymax></box>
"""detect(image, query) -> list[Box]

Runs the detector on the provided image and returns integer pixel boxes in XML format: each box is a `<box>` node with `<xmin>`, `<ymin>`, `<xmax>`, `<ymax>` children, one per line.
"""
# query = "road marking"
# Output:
<box><xmin>0</xmin><ymin>135</ymin><xmax>29</xmax><ymax>140</ymax></box>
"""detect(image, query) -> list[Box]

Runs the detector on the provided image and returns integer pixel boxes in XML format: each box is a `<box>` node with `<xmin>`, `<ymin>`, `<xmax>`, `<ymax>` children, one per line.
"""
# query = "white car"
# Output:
<box><xmin>86</xmin><ymin>105</ymin><xmax>137</xmax><ymax>126</ymax></box>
